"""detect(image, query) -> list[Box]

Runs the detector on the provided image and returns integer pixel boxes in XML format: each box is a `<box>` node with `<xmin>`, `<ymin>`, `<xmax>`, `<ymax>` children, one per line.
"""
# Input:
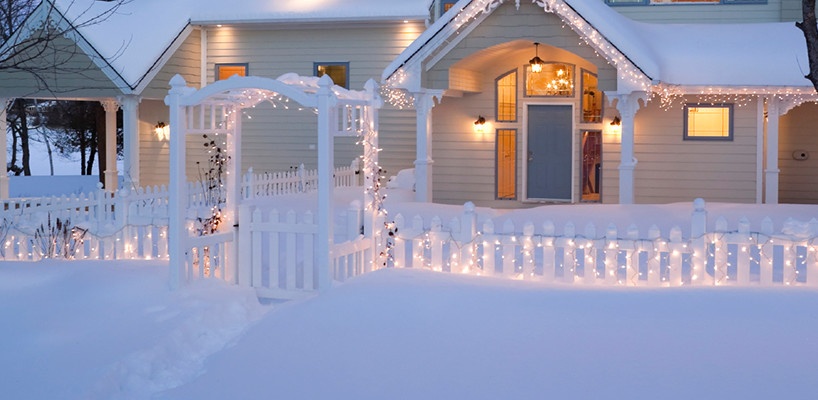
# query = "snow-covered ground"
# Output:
<box><xmin>3</xmin><ymin>176</ymin><xmax>818</xmax><ymax>399</ymax></box>
<box><xmin>2</xmin><ymin>261</ymin><xmax>817</xmax><ymax>400</ymax></box>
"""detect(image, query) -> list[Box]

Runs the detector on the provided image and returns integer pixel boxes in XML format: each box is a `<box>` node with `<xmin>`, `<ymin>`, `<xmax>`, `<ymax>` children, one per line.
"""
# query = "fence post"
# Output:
<box><xmin>690</xmin><ymin>198</ymin><xmax>707</xmax><ymax>285</ymax></box>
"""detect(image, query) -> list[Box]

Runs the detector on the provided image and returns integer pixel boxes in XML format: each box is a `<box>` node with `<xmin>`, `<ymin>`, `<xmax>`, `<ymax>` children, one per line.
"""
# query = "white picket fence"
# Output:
<box><xmin>229</xmin><ymin>200</ymin><xmax>374</xmax><ymax>299</ymax></box>
<box><xmin>386</xmin><ymin>200</ymin><xmax>818</xmax><ymax>287</ymax></box>
<box><xmin>241</xmin><ymin>160</ymin><xmax>361</xmax><ymax>200</ymax></box>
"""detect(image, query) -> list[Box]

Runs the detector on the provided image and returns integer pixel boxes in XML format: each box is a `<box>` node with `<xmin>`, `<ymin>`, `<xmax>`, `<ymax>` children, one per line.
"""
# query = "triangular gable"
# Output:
<box><xmin>383</xmin><ymin>0</ymin><xmax>654</xmax><ymax>94</ymax></box>
<box><xmin>0</xmin><ymin>0</ymin><xmax>131</xmax><ymax>95</ymax></box>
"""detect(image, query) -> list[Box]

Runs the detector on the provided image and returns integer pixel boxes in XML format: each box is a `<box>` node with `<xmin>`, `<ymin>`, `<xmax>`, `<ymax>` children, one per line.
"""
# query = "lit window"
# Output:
<box><xmin>581</xmin><ymin>131</ymin><xmax>602</xmax><ymax>202</ymax></box>
<box><xmin>496</xmin><ymin>129</ymin><xmax>517</xmax><ymax>200</ymax></box>
<box><xmin>314</xmin><ymin>62</ymin><xmax>349</xmax><ymax>89</ymax></box>
<box><xmin>525</xmin><ymin>63</ymin><xmax>574</xmax><ymax>97</ymax></box>
<box><xmin>496</xmin><ymin>69</ymin><xmax>517</xmax><ymax>122</ymax></box>
<box><xmin>215</xmin><ymin>63</ymin><xmax>248</xmax><ymax>80</ymax></box>
<box><xmin>581</xmin><ymin>70</ymin><xmax>602</xmax><ymax>123</ymax></box>
<box><xmin>684</xmin><ymin>104</ymin><xmax>733</xmax><ymax>140</ymax></box>
<box><xmin>442</xmin><ymin>1</ymin><xmax>457</xmax><ymax>13</ymax></box>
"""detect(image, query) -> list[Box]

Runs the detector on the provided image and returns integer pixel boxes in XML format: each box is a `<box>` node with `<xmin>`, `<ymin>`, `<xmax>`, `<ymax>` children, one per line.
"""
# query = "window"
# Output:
<box><xmin>581</xmin><ymin>70</ymin><xmax>602</xmax><ymax>123</ymax></box>
<box><xmin>496</xmin><ymin>129</ymin><xmax>517</xmax><ymax>200</ymax></box>
<box><xmin>215</xmin><ymin>63</ymin><xmax>248</xmax><ymax>80</ymax></box>
<box><xmin>525</xmin><ymin>63</ymin><xmax>574</xmax><ymax>97</ymax></box>
<box><xmin>314</xmin><ymin>62</ymin><xmax>349</xmax><ymax>89</ymax></box>
<box><xmin>606</xmin><ymin>0</ymin><xmax>766</xmax><ymax>4</ymax></box>
<box><xmin>684</xmin><ymin>104</ymin><xmax>733</xmax><ymax>140</ymax></box>
<box><xmin>581</xmin><ymin>131</ymin><xmax>602</xmax><ymax>202</ymax></box>
<box><xmin>495</xmin><ymin>69</ymin><xmax>517</xmax><ymax>122</ymax></box>
<box><xmin>441</xmin><ymin>1</ymin><xmax>457</xmax><ymax>14</ymax></box>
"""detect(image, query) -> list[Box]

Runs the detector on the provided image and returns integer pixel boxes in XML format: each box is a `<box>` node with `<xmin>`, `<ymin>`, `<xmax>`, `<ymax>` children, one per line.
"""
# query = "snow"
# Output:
<box><xmin>3</xmin><ymin>180</ymin><xmax>818</xmax><ymax>399</ymax></box>
<box><xmin>51</xmin><ymin>0</ymin><xmax>431</xmax><ymax>89</ymax></box>
<box><xmin>385</xmin><ymin>0</ymin><xmax>812</xmax><ymax>89</ymax></box>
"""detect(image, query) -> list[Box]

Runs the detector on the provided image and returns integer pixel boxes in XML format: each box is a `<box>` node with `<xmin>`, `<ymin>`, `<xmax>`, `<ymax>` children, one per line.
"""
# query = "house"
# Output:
<box><xmin>1</xmin><ymin>0</ymin><xmax>816</xmax><ymax>207</ymax></box>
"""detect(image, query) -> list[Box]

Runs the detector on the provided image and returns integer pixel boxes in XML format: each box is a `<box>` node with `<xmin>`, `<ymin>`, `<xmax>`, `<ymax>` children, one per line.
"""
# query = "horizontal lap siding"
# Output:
<box><xmin>427</xmin><ymin>1</ymin><xmax>615</xmax><ymax>207</ymax></box>
<box><xmin>141</xmin><ymin>31</ymin><xmax>202</xmax><ymax>100</ymax></box>
<box><xmin>608</xmin><ymin>0</ymin><xmax>794</xmax><ymax>23</ymax></box>
<box><xmin>779</xmin><ymin>103</ymin><xmax>818</xmax><ymax>204</ymax></box>
<box><xmin>206</xmin><ymin>23</ymin><xmax>423</xmax><ymax>179</ymax></box>
<box><xmin>632</xmin><ymin>97</ymin><xmax>759</xmax><ymax>204</ymax></box>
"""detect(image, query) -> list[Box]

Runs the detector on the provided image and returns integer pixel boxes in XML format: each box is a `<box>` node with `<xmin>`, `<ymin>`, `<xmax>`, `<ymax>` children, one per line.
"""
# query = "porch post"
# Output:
<box><xmin>0</xmin><ymin>98</ymin><xmax>9</xmax><ymax>199</ymax></box>
<box><xmin>611</xmin><ymin>92</ymin><xmax>646</xmax><ymax>204</ymax></box>
<box><xmin>412</xmin><ymin>90</ymin><xmax>440</xmax><ymax>203</ymax></box>
<box><xmin>316</xmin><ymin>75</ymin><xmax>335</xmax><ymax>290</ymax></box>
<box><xmin>764</xmin><ymin>97</ymin><xmax>780</xmax><ymax>204</ymax></box>
<box><xmin>166</xmin><ymin>75</ymin><xmax>189</xmax><ymax>290</ymax></box>
<box><xmin>119</xmin><ymin>95</ymin><xmax>141</xmax><ymax>189</ymax></box>
<box><xmin>100</xmin><ymin>99</ymin><xmax>119</xmax><ymax>192</ymax></box>
<box><xmin>227</xmin><ymin>104</ymin><xmax>242</xmax><ymax>285</ymax></box>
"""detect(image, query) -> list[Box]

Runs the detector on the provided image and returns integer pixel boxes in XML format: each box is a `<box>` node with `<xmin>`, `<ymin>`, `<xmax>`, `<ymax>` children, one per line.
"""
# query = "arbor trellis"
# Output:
<box><xmin>165</xmin><ymin>73</ymin><xmax>383</xmax><ymax>292</ymax></box>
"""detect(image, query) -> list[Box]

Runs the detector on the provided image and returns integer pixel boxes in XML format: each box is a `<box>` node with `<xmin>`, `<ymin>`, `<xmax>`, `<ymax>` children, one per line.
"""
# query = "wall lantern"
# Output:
<box><xmin>474</xmin><ymin>115</ymin><xmax>487</xmax><ymax>134</ymax></box>
<box><xmin>529</xmin><ymin>42</ymin><xmax>544</xmax><ymax>73</ymax></box>
<box><xmin>609</xmin><ymin>116</ymin><xmax>621</xmax><ymax>135</ymax></box>
<box><xmin>155</xmin><ymin>121</ymin><xmax>170</xmax><ymax>141</ymax></box>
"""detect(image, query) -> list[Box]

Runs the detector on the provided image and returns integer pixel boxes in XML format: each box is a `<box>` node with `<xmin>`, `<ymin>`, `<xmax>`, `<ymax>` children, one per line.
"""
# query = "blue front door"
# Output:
<box><xmin>526</xmin><ymin>105</ymin><xmax>572</xmax><ymax>201</ymax></box>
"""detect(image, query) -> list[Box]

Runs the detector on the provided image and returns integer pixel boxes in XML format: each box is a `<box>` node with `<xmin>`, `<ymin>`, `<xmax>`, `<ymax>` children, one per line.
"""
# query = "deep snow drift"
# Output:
<box><xmin>2</xmin><ymin>261</ymin><xmax>817</xmax><ymax>400</ymax></box>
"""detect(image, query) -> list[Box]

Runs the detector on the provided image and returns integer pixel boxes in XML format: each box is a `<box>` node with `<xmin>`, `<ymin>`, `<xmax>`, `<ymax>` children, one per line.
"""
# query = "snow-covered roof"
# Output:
<box><xmin>48</xmin><ymin>0</ymin><xmax>431</xmax><ymax>92</ymax></box>
<box><xmin>384</xmin><ymin>0</ymin><xmax>812</xmax><ymax>90</ymax></box>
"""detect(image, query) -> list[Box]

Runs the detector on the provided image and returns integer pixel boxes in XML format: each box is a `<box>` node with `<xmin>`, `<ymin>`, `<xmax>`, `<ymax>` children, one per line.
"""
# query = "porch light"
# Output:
<box><xmin>474</xmin><ymin>115</ymin><xmax>487</xmax><ymax>134</ymax></box>
<box><xmin>155</xmin><ymin>122</ymin><xmax>170</xmax><ymax>141</ymax></box>
<box><xmin>529</xmin><ymin>42</ymin><xmax>544</xmax><ymax>73</ymax></box>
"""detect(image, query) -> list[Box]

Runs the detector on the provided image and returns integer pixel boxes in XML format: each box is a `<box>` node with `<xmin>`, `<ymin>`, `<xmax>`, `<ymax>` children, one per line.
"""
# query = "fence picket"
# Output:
<box><xmin>522</xmin><ymin>222</ymin><xmax>535</xmax><ymax>280</ymax></box>
<box><xmin>583</xmin><ymin>223</ymin><xmax>597</xmax><ymax>284</ymax></box>
<box><xmin>542</xmin><ymin>221</ymin><xmax>556</xmax><ymax>282</ymax></box>
<box><xmin>482</xmin><ymin>219</ymin><xmax>496</xmax><ymax>276</ymax></box>
<box><xmin>286</xmin><ymin>210</ymin><xmax>297</xmax><ymax>290</ymax></box>
<box><xmin>304</xmin><ymin>211</ymin><xmax>315</xmax><ymax>290</ymax></box>
<box><xmin>647</xmin><ymin>225</ymin><xmax>661</xmax><ymax>286</ymax></box>
<box><xmin>502</xmin><ymin>220</ymin><xmax>516</xmax><ymax>278</ymax></box>
<box><xmin>604</xmin><ymin>224</ymin><xmax>618</xmax><ymax>284</ymax></box>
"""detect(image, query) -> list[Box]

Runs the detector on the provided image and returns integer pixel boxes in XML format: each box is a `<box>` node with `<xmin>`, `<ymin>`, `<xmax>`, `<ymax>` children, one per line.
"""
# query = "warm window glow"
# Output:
<box><xmin>582</xmin><ymin>71</ymin><xmax>602</xmax><ymax>123</ymax></box>
<box><xmin>216</xmin><ymin>64</ymin><xmax>248</xmax><ymax>81</ymax></box>
<box><xmin>685</xmin><ymin>104</ymin><xmax>732</xmax><ymax>140</ymax></box>
<box><xmin>496</xmin><ymin>70</ymin><xmax>517</xmax><ymax>122</ymax></box>
<box><xmin>526</xmin><ymin>63</ymin><xmax>574</xmax><ymax>97</ymax></box>
<box><xmin>581</xmin><ymin>131</ymin><xmax>602</xmax><ymax>202</ymax></box>
<box><xmin>496</xmin><ymin>129</ymin><xmax>517</xmax><ymax>200</ymax></box>
<box><xmin>315</xmin><ymin>63</ymin><xmax>348</xmax><ymax>89</ymax></box>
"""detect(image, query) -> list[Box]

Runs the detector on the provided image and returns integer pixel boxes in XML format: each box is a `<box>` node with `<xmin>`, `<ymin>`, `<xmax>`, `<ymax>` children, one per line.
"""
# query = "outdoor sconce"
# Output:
<box><xmin>474</xmin><ymin>115</ymin><xmax>487</xmax><ymax>134</ymax></box>
<box><xmin>609</xmin><ymin>116</ymin><xmax>621</xmax><ymax>135</ymax></box>
<box><xmin>155</xmin><ymin>121</ymin><xmax>170</xmax><ymax>141</ymax></box>
<box><xmin>529</xmin><ymin>42</ymin><xmax>544</xmax><ymax>73</ymax></box>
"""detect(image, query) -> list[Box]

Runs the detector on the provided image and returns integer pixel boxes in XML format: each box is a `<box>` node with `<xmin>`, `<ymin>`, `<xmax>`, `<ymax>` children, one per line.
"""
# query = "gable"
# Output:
<box><xmin>424</xmin><ymin>2</ymin><xmax>618</xmax><ymax>93</ymax></box>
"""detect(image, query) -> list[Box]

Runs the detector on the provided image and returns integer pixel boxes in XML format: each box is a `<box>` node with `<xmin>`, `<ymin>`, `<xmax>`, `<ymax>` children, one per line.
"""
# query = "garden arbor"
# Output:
<box><xmin>165</xmin><ymin>73</ymin><xmax>382</xmax><ymax>291</ymax></box>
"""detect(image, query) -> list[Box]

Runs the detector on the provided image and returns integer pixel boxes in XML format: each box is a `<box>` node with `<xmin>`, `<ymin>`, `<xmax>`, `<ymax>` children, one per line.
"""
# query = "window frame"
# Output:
<box><xmin>215</xmin><ymin>63</ymin><xmax>249</xmax><ymax>81</ymax></box>
<box><xmin>683</xmin><ymin>103</ymin><xmax>734</xmax><ymax>141</ymax></box>
<box><xmin>495</xmin><ymin>128</ymin><xmax>518</xmax><ymax>200</ymax></box>
<box><xmin>495</xmin><ymin>68</ymin><xmax>518</xmax><ymax>123</ymax></box>
<box><xmin>580</xmin><ymin>69</ymin><xmax>602</xmax><ymax>124</ymax></box>
<box><xmin>314</xmin><ymin>62</ymin><xmax>350</xmax><ymax>89</ymax></box>
<box><xmin>524</xmin><ymin>62</ymin><xmax>576</xmax><ymax>98</ymax></box>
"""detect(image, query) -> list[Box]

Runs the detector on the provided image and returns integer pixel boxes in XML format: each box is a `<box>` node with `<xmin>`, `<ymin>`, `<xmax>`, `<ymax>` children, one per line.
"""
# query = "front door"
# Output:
<box><xmin>526</xmin><ymin>105</ymin><xmax>572</xmax><ymax>201</ymax></box>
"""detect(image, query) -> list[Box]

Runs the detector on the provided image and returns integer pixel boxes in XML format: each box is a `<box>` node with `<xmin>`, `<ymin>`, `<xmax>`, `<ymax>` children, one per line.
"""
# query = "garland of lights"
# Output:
<box><xmin>385</xmin><ymin>219</ymin><xmax>818</xmax><ymax>286</ymax></box>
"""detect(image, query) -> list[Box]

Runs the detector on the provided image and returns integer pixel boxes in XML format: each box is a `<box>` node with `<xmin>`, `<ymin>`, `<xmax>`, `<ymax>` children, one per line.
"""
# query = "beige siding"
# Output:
<box><xmin>425</xmin><ymin>1</ymin><xmax>616</xmax><ymax>207</ymax></box>
<box><xmin>779</xmin><ymin>103</ymin><xmax>818</xmax><ymax>204</ymax></box>
<box><xmin>0</xmin><ymin>32</ymin><xmax>123</xmax><ymax>98</ymax></box>
<box><xmin>606</xmin><ymin>0</ymin><xmax>798</xmax><ymax>23</ymax></box>
<box><xmin>140</xmin><ymin>29</ymin><xmax>202</xmax><ymax>100</ymax></box>
<box><xmin>630</xmin><ymin>97</ymin><xmax>759</xmax><ymax>204</ymax></box>
<box><xmin>204</xmin><ymin>22</ymin><xmax>423</xmax><ymax>179</ymax></box>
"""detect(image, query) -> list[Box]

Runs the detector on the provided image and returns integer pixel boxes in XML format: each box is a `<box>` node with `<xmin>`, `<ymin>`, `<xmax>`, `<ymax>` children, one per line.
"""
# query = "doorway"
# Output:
<box><xmin>525</xmin><ymin>104</ymin><xmax>573</xmax><ymax>201</ymax></box>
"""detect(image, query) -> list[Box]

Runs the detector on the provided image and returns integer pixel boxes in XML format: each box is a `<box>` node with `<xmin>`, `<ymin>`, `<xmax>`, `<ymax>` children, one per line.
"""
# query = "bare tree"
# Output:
<box><xmin>798</xmin><ymin>0</ymin><xmax>818</xmax><ymax>91</ymax></box>
<box><xmin>1</xmin><ymin>0</ymin><xmax>129</xmax><ymax>175</ymax></box>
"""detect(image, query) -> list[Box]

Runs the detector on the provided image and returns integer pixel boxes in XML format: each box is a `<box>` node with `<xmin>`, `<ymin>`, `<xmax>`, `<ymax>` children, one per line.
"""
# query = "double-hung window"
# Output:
<box><xmin>683</xmin><ymin>103</ymin><xmax>733</xmax><ymax>141</ymax></box>
<box><xmin>314</xmin><ymin>62</ymin><xmax>349</xmax><ymax>89</ymax></box>
<box><xmin>215</xmin><ymin>63</ymin><xmax>248</xmax><ymax>81</ymax></box>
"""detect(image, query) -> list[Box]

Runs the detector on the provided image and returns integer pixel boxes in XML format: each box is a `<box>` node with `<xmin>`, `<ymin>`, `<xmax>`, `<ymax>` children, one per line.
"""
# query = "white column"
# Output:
<box><xmin>119</xmin><ymin>95</ymin><xmax>141</xmax><ymax>189</ymax></box>
<box><xmin>316</xmin><ymin>75</ymin><xmax>335</xmax><ymax>290</ymax></box>
<box><xmin>0</xmin><ymin>98</ymin><xmax>10</xmax><ymax>199</ymax></box>
<box><xmin>166</xmin><ymin>75</ymin><xmax>189</xmax><ymax>290</ymax></box>
<box><xmin>611</xmin><ymin>92</ymin><xmax>645</xmax><ymax>204</ymax></box>
<box><xmin>413</xmin><ymin>90</ymin><xmax>439</xmax><ymax>203</ymax></box>
<box><xmin>100</xmin><ymin>99</ymin><xmax>120</xmax><ymax>192</ymax></box>
<box><xmin>765</xmin><ymin>97</ymin><xmax>780</xmax><ymax>204</ymax></box>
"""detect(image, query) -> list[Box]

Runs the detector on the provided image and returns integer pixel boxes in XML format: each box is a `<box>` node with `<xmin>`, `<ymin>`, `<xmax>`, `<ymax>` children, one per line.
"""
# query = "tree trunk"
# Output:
<box><xmin>14</xmin><ymin>99</ymin><xmax>31</xmax><ymax>175</ymax></box>
<box><xmin>797</xmin><ymin>0</ymin><xmax>818</xmax><ymax>91</ymax></box>
<box><xmin>79</xmin><ymin>146</ymin><xmax>86</xmax><ymax>175</ymax></box>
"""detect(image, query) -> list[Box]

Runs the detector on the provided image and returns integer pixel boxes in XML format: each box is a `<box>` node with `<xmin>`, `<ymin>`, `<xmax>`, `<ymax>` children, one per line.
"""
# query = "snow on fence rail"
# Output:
<box><xmin>241</xmin><ymin>160</ymin><xmax>361</xmax><ymax>200</ymax></box>
<box><xmin>387</xmin><ymin>200</ymin><xmax>818</xmax><ymax>287</ymax></box>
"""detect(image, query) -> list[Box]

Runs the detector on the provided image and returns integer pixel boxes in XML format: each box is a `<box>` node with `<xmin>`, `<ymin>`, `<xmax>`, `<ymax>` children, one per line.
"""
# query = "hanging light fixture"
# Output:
<box><xmin>529</xmin><ymin>42</ymin><xmax>544</xmax><ymax>73</ymax></box>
